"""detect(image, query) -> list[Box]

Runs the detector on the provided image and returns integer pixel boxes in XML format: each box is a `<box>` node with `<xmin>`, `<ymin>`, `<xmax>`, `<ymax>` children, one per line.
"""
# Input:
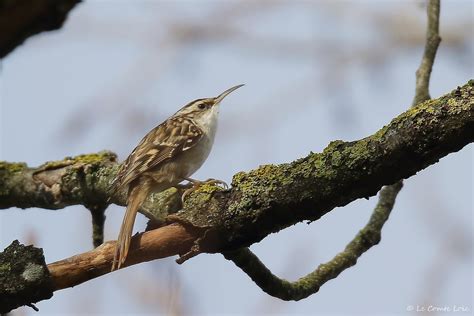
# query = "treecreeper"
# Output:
<box><xmin>109</xmin><ymin>84</ymin><xmax>244</xmax><ymax>270</ymax></box>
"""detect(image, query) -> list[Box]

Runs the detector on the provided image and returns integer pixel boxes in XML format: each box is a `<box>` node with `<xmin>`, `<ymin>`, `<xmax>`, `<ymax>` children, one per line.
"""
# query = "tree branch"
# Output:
<box><xmin>48</xmin><ymin>223</ymin><xmax>198</xmax><ymax>291</ymax></box>
<box><xmin>0</xmin><ymin>224</ymin><xmax>198</xmax><ymax>312</ymax></box>
<box><xmin>0</xmin><ymin>0</ymin><xmax>81</xmax><ymax>58</ymax></box>
<box><xmin>0</xmin><ymin>151</ymin><xmax>183</xmax><ymax>223</ymax></box>
<box><xmin>413</xmin><ymin>0</ymin><xmax>441</xmax><ymax>106</ymax></box>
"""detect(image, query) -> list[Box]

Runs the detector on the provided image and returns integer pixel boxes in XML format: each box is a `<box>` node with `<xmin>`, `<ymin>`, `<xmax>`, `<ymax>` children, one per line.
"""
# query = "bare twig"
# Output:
<box><xmin>413</xmin><ymin>0</ymin><xmax>441</xmax><ymax>106</ymax></box>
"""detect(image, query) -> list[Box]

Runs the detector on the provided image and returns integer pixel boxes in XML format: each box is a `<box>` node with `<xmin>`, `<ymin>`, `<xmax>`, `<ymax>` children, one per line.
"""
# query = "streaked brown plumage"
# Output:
<box><xmin>110</xmin><ymin>85</ymin><xmax>243</xmax><ymax>270</ymax></box>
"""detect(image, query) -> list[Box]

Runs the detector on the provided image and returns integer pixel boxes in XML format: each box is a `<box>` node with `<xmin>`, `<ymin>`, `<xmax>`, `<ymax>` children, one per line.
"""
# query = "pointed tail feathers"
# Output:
<box><xmin>112</xmin><ymin>183</ymin><xmax>150</xmax><ymax>271</ymax></box>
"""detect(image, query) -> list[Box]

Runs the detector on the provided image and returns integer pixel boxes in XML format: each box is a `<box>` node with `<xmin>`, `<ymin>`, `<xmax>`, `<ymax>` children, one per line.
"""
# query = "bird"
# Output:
<box><xmin>109</xmin><ymin>84</ymin><xmax>244</xmax><ymax>270</ymax></box>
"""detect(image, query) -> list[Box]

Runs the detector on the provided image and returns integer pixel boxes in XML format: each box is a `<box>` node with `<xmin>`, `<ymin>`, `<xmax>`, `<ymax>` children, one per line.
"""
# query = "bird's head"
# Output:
<box><xmin>174</xmin><ymin>84</ymin><xmax>244</xmax><ymax>124</ymax></box>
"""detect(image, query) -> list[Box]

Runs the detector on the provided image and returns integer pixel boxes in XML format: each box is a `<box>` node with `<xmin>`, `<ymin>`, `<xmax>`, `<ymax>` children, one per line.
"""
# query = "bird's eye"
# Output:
<box><xmin>198</xmin><ymin>103</ymin><xmax>206</xmax><ymax>110</ymax></box>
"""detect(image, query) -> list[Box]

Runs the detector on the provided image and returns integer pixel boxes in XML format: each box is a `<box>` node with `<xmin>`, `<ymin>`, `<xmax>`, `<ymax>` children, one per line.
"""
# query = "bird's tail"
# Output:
<box><xmin>112</xmin><ymin>183</ymin><xmax>150</xmax><ymax>271</ymax></box>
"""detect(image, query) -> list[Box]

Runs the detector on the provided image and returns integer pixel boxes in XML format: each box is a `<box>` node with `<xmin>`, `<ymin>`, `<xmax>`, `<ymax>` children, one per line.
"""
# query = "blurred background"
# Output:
<box><xmin>1</xmin><ymin>0</ymin><xmax>472</xmax><ymax>315</ymax></box>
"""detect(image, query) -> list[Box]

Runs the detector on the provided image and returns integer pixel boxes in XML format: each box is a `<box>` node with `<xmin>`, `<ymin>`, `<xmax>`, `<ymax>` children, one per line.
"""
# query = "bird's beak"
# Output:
<box><xmin>214</xmin><ymin>84</ymin><xmax>244</xmax><ymax>104</ymax></box>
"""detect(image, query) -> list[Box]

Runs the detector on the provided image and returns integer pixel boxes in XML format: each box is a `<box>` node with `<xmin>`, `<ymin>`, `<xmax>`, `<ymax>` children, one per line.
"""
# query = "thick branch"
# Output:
<box><xmin>0</xmin><ymin>0</ymin><xmax>81</xmax><ymax>58</ymax></box>
<box><xmin>0</xmin><ymin>151</ymin><xmax>182</xmax><ymax>223</ymax></box>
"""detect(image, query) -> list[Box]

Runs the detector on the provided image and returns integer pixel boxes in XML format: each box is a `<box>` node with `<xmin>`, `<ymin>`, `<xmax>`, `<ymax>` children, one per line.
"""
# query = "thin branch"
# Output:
<box><xmin>413</xmin><ymin>0</ymin><xmax>441</xmax><ymax>106</ymax></box>
<box><xmin>224</xmin><ymin>183</ymin><xmax>403</xmax><ymax>301</ymax></box>
<box><xmin>223</xmin><ymin>0</ymin><xmax>442</xmax><ymax>300</ymax></box>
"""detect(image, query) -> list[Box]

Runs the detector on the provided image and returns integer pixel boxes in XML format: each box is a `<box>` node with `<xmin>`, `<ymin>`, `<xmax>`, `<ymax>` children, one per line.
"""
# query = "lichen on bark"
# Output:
<box><xmin>0</xmin><ymin>241</ymin><xmax>53</xmax><ymax>313</ymax></box>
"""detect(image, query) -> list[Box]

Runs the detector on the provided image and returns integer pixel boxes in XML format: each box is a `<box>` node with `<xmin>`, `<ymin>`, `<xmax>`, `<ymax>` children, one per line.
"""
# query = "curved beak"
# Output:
<box><xmin>214</xmin><ymin>84</ymin><xmax>244</xmax><ymax>104</ymax></box>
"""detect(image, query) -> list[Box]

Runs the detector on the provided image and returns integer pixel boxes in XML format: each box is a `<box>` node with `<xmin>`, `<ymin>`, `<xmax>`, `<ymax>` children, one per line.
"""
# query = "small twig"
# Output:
<box><xmin>175</xmin><ymin>244</ymin><xmax>201</xmax><ymax>264</ymax></box>
<box><xmin>224</xmin><ymin>183</ymin><xmax>403</xmax><ymax>301</ymax></box>
<box><xmin>413</xmin><ymin>0</ymin><xmax>441</xmax><ymax>106</ymax></box>
<box><xmin>26</xmin><ymin>303</ymin><xmax>39</xmax><ymax>312</ymax></box>
<box><xmin>87</xmin><ymin>204</ymin><xmax>107</xmax><ymax>248</ymax></box>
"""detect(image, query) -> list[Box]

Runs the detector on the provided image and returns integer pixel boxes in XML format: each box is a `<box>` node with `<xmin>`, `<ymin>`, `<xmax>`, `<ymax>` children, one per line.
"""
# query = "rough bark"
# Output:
<box><xmin>0</xmin><ymin>241</ymin><xmax>53</xmax><ymax>313</ymax></box>
<box><xmin>0</xmin><ymin>151</ymin><xmax>182</xmax><ymax>223</ymax></box>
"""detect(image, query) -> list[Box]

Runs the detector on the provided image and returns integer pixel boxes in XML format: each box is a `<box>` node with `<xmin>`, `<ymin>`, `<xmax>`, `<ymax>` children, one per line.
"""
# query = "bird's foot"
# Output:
<box><xmin>181</xmin><ymin>178</ymin><xmax>228</xmax><ymax>203</ymax></box>
<box><xmin>201</xmin><ymin>178</ymin><xmax>228</xmax><ymax>189</ymax></box>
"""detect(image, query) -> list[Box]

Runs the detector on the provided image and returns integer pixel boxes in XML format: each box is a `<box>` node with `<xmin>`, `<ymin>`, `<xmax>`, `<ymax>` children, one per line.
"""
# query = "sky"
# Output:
<box><xmin>0</xmin><ymin>1</ymin><xmax>473</xmax><ymax>315</ymax></box>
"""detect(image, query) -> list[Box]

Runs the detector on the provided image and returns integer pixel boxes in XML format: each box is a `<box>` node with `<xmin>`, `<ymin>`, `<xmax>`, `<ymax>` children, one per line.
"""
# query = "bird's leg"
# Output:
<box><xmin>192</xmin><ymin>177</ymin><xmax>228</xmax><ymax>188</ymax></box>
<box><xmin>185</xmin><ymin>177</ymin><xmax>228</xmax><ymax>189</ymax></box>
<box><xmin>181</xmin><ymin>177</ymin><xmax>228</xmax><ymax>202</ymax></box>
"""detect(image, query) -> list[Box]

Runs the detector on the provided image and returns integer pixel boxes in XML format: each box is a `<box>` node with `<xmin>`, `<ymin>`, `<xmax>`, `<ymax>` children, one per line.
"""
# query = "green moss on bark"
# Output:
<box><xmin>0</xmin><ymin>161</ymin><xmax>27</xmax><ymax>173</ymax></box>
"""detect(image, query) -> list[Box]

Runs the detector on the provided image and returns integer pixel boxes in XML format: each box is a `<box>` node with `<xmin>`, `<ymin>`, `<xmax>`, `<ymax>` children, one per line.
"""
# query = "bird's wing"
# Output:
<box><xmin>110</xmin><ymin>116</ymin><xmax>202</xmax><ymax>195</ymax></box>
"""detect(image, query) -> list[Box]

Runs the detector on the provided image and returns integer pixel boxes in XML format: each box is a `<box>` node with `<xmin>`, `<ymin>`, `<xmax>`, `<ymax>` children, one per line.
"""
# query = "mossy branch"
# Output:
<box><xmin>0</xmin><ymin>151</ymin><xmax>183</xmax><ymax>224</ymax></box>
<box><xmin>0</xmin><ymin>80</ymin><xmax>473</xmax><ymax>311</ymax></box>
